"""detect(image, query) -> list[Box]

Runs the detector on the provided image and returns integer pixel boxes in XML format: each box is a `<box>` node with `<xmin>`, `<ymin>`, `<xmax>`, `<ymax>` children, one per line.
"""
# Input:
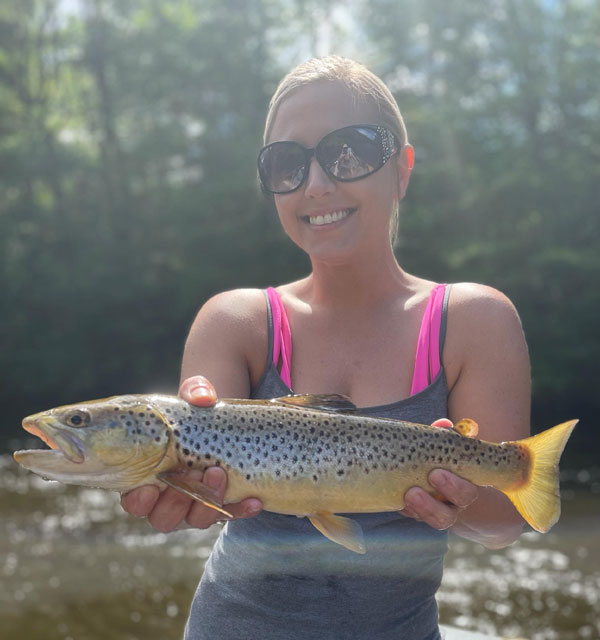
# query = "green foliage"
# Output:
<box><xmin>1</xmin><ymin>0</ymin><xmax>597</xmax><ymax>460</ymax></box>
<box><xmin>361</xmin><ymin>0</ymin><xmax>600</xmax><ymax>434</ymax></box>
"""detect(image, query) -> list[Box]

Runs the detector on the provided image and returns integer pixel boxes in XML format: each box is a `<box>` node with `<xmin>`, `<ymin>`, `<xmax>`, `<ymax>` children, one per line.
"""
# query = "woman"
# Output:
<box><xmin>122</xmin><ymin>56</ymin><xmax>530</xmax><ymax>639</ymax></box>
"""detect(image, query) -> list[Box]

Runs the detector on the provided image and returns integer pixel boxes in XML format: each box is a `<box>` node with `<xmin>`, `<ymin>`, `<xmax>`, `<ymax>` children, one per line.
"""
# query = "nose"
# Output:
<box><xmin>303</xmin><ymin>156</ymin><xmax>336</xmax><ymax>198</ymax></box>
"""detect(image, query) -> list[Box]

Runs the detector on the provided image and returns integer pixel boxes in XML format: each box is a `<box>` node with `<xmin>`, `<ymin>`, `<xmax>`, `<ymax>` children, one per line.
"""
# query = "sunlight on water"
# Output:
<box><xmin>1</xmin><ymin>455</ymin><xmax>599</xmax><ymax>640</ymax></box>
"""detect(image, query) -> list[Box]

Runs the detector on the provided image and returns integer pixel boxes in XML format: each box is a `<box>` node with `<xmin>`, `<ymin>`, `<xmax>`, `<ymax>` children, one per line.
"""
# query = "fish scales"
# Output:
<box><xmin>166</xmin><ymin>399</ymin><xmax>528</xmax><ymax>514</ymax></box>
<box><xmin>14</xmin><ymin>393</ymin><xmax>578</xmax><ymax>553</ymax></box>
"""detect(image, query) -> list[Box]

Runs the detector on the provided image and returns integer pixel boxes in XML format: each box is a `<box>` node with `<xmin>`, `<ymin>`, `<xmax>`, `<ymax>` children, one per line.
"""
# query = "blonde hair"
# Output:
<box><xmin>263</xmin><ymin>56</ymin><xmax>408</xmax><ymax>244</ymax></box>
<box><xmin>264</xmin><ymin>56</ymin><xmax>408</xmax><ymax>147</ymax></box>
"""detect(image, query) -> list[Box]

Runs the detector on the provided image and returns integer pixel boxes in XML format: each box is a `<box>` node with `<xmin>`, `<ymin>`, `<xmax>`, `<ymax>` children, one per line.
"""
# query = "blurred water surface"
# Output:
<box><xmin>1</xmin><ymin>456</ymin><xmax>598</xmax><ymax>640</ymax></box>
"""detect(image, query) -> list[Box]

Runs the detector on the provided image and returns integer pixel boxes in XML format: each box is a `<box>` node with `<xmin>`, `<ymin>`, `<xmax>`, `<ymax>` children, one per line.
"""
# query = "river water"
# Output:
<box><xmin>1</xmin><ymin>456</ymin><xmax>598</xmax><ymax>640</ymax></box>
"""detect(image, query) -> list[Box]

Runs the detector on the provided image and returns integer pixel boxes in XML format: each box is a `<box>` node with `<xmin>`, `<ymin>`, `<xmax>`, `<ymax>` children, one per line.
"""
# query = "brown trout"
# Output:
<box><xmin>14</xmin><ymin>394</ymin><xmax>577</xmax><ymax>553</ymax></box>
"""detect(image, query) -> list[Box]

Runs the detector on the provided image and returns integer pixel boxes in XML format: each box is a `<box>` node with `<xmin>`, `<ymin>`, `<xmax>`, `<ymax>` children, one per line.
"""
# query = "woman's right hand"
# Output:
<box><xmin>120</xmin><ymin>376</ymin><xmax>263</xmax><ymax>532</ymax></box>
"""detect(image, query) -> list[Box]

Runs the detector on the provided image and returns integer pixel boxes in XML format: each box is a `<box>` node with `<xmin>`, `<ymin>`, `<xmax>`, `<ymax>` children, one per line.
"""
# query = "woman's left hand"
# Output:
<box><xmin>401</xmin><ymin>419</ymin><xmax>479</xmax><ymax>530</ymax></box>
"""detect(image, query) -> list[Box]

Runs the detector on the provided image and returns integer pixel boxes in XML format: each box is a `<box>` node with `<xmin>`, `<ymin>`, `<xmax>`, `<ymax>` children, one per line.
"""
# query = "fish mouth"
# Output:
<box><xmin>15</xmin><ymin>417</ymin><xmax>86</xmax><ymax>465</ymax></box>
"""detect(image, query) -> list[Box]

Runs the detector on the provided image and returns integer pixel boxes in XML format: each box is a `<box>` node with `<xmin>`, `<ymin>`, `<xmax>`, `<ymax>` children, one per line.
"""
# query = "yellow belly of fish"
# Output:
<box><xmin>223</xmin><ymin>462</ymin><xmax>522</xmax><ymax>516</ymax></box>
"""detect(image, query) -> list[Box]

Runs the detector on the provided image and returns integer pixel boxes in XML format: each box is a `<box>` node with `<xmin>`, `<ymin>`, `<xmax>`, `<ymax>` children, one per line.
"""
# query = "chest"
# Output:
<box><xmin>288</xmin><ymin>307</ymin><xmax>426</xmax><ymax>406</ymax></box>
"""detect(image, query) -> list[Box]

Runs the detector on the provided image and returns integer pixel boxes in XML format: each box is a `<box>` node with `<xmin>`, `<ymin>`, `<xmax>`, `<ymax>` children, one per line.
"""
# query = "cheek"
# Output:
<box><xmin>274</xmin><ymin>195</ymin><xmax>301</xmax><ymax>236</ymax></box>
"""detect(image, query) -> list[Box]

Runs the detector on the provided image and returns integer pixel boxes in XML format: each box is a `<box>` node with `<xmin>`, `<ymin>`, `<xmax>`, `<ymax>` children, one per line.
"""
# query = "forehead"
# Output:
<box><xmin>268</xmin><ymin>81</ymin><xmax>381</xmax><ymax>145</ymax></box>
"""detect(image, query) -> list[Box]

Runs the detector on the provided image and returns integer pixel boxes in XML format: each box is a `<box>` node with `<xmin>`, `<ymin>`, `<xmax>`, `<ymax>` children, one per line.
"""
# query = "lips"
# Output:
<box><xmin>21</xmin><ymin>418</ymin><xmax>85</xmax><ymax>464</ymax></box>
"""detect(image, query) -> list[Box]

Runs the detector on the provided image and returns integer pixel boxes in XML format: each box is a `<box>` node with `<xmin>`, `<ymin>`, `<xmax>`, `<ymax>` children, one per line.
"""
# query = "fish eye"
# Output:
<box><xmin>65</xmin><ymin>410</ymin><xmax>91</xmax><ymax>427</ymax></box>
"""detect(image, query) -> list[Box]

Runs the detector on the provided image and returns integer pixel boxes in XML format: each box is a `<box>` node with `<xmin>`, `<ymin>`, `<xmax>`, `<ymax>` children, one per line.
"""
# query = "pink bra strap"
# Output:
<box><xmin>266</xmin><ymin>287</ymin><xmax>293</xmax><ymax>388</ymax></box>
<box><xmin>410</xmin><ymin>284</ymin><xmax>447</xmax><ymax>396</ymax></box>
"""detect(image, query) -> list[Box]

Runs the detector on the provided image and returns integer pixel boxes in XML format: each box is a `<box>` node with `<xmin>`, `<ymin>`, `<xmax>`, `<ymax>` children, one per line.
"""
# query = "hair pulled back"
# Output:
<box><xmin>263</xmin><ymin>56</ymin><xmax>408</xmax><ymax>244</ymax></box>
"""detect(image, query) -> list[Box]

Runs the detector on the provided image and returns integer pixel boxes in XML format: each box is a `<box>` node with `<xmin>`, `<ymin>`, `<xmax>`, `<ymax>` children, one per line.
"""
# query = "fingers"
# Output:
<box><xmin>186</xmin><ymin>467</ymin><xmax>263</xmax><ymax>527</ymax></box>
<box><xmin>431</xmin><ymin>418</ymin><xmax>453</xmax><ymax>429</ymax></box>
<box><xmin>121</xmin><ymin>485</ymin><xmax>160</xmax><ymax>517</ymax></box>
<box><xmin>402</xmin><ymin>470</ymin><xmax>478</xmax><ymax>530</ymax></box>
<box><xmin>179</xmin><ymin>376</ymin><xmax>218</xmax><ymax>407</ymax></box>
<box><xmin>121</xmin><ymin>467</ymin><xmax>263</xmax><ymax>533</ymax></box>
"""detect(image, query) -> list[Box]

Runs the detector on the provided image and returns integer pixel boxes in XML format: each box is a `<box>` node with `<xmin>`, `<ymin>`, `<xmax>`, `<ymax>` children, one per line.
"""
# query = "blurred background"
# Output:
<box><xmin>1</xmin><ymin>1</ymin><xmax>598</xmax><ymax>639</ymax></box>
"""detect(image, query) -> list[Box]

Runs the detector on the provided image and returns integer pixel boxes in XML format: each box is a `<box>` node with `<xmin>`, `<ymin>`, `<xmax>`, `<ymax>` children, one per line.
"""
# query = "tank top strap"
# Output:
<box><xmin>265</xmin><ymin>288</ymin><xmax>293</xmax><ymax>388</ymax></box>
<box><xmin>410</xmin><ymin>284</ymin><xmax>450</xmax><ymax>396</ymax></box>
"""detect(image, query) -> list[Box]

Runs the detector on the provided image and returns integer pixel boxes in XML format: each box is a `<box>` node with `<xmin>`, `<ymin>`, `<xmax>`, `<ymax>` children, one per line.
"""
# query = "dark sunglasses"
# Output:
<box><xmin>257</xmin><ymin>124</ymin><xmax>400</xmax><ymax>195</ymax></box>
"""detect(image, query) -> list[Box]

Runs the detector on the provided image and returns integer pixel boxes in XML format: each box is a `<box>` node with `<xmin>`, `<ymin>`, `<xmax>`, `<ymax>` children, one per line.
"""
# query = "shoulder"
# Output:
<box><xmin>444</xmin><ymin>282</ymin><xmax>529</xmax><ymax>386</ymax></box>
<box><xmin>182</xmin><ymin>288</ymin><xmax>269</xmax><ymax>390</ymax></box>
<box><xmin>194</xmin><ymin>288</ymin><xmax>267</xmax><ymax>325</ymax></box>
<box><xmin>186</xmin><ymin>288</ymin><xmax>268</xmax><ymax>350</ymax></box>
<box><xmin>447</xmin><ymin>282</ymin><xmax>523</xmax><ymax>334</ymax></box>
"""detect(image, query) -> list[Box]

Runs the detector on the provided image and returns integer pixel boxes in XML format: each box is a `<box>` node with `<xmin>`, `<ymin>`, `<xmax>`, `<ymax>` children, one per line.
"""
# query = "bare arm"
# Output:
<box><xmin>403</xmin><ymin>284</ymin><xmax>531</xmax><ymax>548</ymax></box>
<box><xmin>120</xmin><ymin>289</ymin><xmax>267</xmax><ymax>532</ymax></box>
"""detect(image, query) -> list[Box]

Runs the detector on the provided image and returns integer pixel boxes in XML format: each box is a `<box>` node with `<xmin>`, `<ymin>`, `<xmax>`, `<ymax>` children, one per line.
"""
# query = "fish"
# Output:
<box><xmin>13</xmin><ymin>393</ymin><xmax>577</xmax><ymax>553</ymax></box>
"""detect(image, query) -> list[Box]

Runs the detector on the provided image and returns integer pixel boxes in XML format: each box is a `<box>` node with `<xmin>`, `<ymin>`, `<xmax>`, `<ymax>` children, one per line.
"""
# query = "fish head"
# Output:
<box><xmin>13</xmin><ymin>395</ymin><xmax>178</xmax><ymax>490</ymax></box>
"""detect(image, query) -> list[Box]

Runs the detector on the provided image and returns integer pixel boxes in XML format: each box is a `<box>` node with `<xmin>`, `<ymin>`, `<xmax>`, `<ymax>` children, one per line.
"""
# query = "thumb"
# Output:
<box><xmin>179</xmin><ymin>375</ymin><xmax>218</xmax><ymax>407</ymax></box>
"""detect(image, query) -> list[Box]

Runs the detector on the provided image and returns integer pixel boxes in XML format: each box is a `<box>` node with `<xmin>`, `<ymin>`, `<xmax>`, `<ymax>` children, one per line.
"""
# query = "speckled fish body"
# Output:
<box><xmin>14</xmin><ymin>394</ymin><xmax>577</xmax><ymax>553</ymax></box>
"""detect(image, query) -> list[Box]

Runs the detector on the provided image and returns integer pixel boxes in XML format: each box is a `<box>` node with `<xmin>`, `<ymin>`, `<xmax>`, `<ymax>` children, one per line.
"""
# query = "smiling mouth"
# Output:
<box><xmin>303</xmin><ymin>208</ymin><xmax>355</xmax><ymax>227</ymax></box>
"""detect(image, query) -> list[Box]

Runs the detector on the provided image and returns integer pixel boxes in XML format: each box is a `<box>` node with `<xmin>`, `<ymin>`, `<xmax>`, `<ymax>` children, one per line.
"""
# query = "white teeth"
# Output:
<box><xmin>308</xmin><ymin>209</ymin><xmax>351</xmax><ymax>226</ymax></box>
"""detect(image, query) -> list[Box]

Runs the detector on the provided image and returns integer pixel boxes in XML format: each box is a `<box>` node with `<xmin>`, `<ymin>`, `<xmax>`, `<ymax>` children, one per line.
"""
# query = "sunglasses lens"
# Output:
<box><xmin>318</xmin><ymin>126</ymin><xmax>383</xmax><ymax>180</ymax></box>
<box><xmin>259</xmin><ymin>142</ymin><xmax>306</xmax><ymax>193</ymax></box>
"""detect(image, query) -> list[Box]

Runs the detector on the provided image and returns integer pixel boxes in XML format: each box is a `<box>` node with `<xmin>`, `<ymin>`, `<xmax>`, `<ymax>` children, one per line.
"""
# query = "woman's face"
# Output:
<box><xmin>267</xmin><ymin>81</ymin><xmax>411</xmax><ymax>264</ymax></box>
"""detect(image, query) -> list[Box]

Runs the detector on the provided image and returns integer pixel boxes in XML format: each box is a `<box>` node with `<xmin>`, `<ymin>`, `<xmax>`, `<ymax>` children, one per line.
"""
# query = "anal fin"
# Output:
<box><xmin>158</xmin><ymin>471</ymin><xmax>233</xmax><ymax>518</ymax></box>
<box><xmin>308</xmin><ymin>512</ymin><xmax>366</xmax><ymax>554</ymax></box>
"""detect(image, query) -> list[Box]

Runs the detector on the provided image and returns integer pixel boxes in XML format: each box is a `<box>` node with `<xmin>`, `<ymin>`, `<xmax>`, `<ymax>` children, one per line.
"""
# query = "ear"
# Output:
<box><xmin>396</xmin><ymin>144</ymin><xmax>414</xmax><ymax>199</ymax></box>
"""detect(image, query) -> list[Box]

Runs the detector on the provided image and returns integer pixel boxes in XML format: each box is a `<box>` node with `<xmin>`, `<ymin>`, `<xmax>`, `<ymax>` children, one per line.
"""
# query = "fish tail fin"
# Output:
<box><xmin>504</xmin><ymin>419</ymin><xmax>578</xmax><ymax>532</ymax></box>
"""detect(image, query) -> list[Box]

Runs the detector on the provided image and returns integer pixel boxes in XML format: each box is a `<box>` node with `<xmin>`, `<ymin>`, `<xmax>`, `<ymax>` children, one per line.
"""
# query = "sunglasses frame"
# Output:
<box><xmin>257</xmin><ymin>124</ymin><xmax>400</xmax><ymax>195</ymax></box>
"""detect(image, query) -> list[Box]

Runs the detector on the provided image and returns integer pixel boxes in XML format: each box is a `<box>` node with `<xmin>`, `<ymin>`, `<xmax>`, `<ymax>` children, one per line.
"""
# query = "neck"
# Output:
<box><xmin>304</xmin><ymin>244</ymin><xmax>412</xmax><ymax>310</ymax></box>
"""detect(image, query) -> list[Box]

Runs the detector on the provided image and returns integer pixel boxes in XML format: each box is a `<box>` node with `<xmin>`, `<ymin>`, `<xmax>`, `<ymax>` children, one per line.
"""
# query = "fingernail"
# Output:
<box><xmin>203</xmin><ymin>471</ymin><xmax>224</xmax><ymax>490</ymax></box>
<box><xmin>407</xmin><ymin>492</ymin><xmax>423</xmax><ymax>508</ymax></box>
<box><xmin>190</xmin><ymin>384</ymin><xmax>212</xmax><ymax>396</ymax></box>
<box><xmin>244</xmin><ymin>501</ymin><xmax>261</xmax><ymax>517</ymax></box>
<box><xmin>431</xmin><ymin>470</ymin><xmax>447</xmax><ymax>488</ymax></box>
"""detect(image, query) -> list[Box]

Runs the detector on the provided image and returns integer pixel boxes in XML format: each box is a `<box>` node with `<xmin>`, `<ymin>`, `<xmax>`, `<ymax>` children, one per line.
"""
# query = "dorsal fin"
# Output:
<box><xmin>272</xmin><ymin>394</ymin><xmax>358</xmax><ymax>413</ymax></box>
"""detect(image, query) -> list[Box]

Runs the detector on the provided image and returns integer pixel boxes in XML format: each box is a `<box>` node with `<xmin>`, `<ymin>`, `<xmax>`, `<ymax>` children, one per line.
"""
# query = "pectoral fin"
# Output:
<box><xmin>453</xmin><ymin>418</ymin><xmax>479</xmax><ymax>438</ymax></box>
<box><xmin>308</xmin><ymin>512</ymin><xmax>366</xmax><ymax>554</ymax></box>
<box><xmin>158</xmin><ymin>471</ymin><xmax>233</xmax><ymax>518</ymax></box>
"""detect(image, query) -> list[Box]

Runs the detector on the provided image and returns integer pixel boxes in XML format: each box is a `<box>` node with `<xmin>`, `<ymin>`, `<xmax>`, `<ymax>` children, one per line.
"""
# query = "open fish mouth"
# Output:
<box><xmin>15</xmin><ymin>417</ymin><xmax>86</xmax><ymax>465</ymax></box>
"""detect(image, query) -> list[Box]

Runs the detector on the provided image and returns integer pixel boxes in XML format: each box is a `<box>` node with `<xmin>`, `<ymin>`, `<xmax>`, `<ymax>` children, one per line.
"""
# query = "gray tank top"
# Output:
<box><xmin>185</xmin><ymin>290</ymin><xmax>451</xmax><ymax>640</ymax></box>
